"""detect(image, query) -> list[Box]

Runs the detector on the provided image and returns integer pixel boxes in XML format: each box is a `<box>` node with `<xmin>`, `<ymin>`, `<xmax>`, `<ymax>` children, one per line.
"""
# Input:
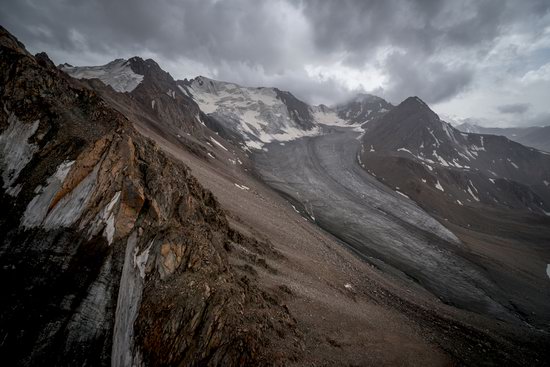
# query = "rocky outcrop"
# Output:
<box><xmin>0</xmin><ymin>26</ymin><xmax>301</xmax><ymax>366</ymax></box>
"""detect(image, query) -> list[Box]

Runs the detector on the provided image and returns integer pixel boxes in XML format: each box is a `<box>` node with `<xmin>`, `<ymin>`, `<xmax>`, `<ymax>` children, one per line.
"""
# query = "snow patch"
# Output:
<box><xmin>397</xmin><ymin>147</ymin><xmax>413</xmax><ymax>155</ymax></box>
<box><xmin>61</xmin><ymin>59</ymin><xmax>144</xmax><ymax>92</ymax></box>
<box><xmin>210</xmin><ymin>137</ymin><xmax>228</xmax><ymax>151</ymax></box>
<box><xmin>166</xmin><ymin>89</ymin><xmax>176</xmax><ymax>99</ymax></box>
<box><xmin>312</xmin><ymin>109</ymin><xmax>349</xmax><ymax>126</ymax></box>
<box><xmin>507</xmin><ymin>158</ymin><xmax>519</xmax><ymax>169</ymax></box>
<box><xmin>427</xmin><ymin>128</ymin><xmax>440</xmax><ymax>148</ymax></box>
<box><xmin>435</xmin><ymin>180</ymin><xmax>444</xmax><ymax>192</ymax></box>
<box><xmin>467</xmin><ymin>185</ymin><xmax>480</xmax><ymax>202</ymax></box>
<box><xmin>187</xmin><ymin>76</ymin><xmax>320</xmax><ymax>149</ymax></box>
<box><xmin>234</xmin><ymin>183</ymin><xmax>250</xmax><ymax>190</ymax></box>
<box><xmin>396</xmin><ymin>190</ymin><xmax>410</xmax><ymax>199</ymax></box>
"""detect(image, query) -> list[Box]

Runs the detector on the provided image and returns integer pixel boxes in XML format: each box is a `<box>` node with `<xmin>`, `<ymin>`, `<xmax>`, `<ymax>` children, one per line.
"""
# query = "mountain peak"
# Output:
<box><xmin>353</xmin><ymin>93</ymin><xmax>381</xmax><ymax>102</ymax></box>
<box><xmin>336</xmin><ymin>93</ymin><xmax>393</xmax><ymax>124</ymax></box>
<box><xmin>391</xmin><ymin>96</ymin><xmax>438</xmax><ymax>122</ymax></box>
<box><xmin>401</xmin><ymin>96</ymin><xmax>429</xmax><ymax>108</ymax></box>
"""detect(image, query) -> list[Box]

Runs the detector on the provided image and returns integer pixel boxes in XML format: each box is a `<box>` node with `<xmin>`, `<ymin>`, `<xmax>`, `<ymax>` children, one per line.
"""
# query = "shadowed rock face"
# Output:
<box><xmin>358</xmin><ymin>96</ymin><xmax>550</xmax><ymax>328</ymax></box>
<box><xmin>336</xmin><ymin>93</ymin><xmax>394</xmax><ymax>124</ymax></box>
<box><xmin>361</xmin><ymin>97</ymin><xmax>550</xmax><ymax>215</ymax></box>
<box><xmin>0</xmin><ymin>26</ymin><xmax>301</xmax><ymax>366</ymax></box>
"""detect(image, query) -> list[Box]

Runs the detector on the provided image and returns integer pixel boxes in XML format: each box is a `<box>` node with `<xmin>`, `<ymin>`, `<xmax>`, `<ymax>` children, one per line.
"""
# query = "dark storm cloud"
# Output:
<box><xmin>0</xmin><ymin>0</ymin><xmax>298</xmax><ymax>70</ymax></box>
<box><xmin>379</xmin><ymin>50</ymin><xmax>473</xmax><ymax>104</ymax></box>
<box><xmin>1</xmin><ymin>0</ymin><xmax>549</xmax><ymax>108</ymax></box>
<box><xmin>497</xmin><ymin>103</ymin><xmax>531</xmax><ymax>115</ymax></box>
<box><xmin>301</xmin><ymin>0</ymin><xmax>550</xmax><ymax>103</ymax></box>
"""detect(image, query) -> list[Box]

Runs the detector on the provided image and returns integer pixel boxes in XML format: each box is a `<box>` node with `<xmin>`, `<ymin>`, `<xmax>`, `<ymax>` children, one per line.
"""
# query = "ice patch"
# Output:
<box><xmin>133</xmin><ymin>241</ymin><xmax>153</xmax><ymax>279</ymax></box>
<box><xmin>42</xmin><ymin>163</ymin><xmax>99</xmax><ymax>229</ymax></box>
<box><xmin>0</xmin><ymin>110</ymin><xmax>40</xmax><ymax>195</ymax></box>
<box><xmin>22</xmin><ymin>160</ymin><xmax>75</xmax><ymax>228</ymax></box>
<box><xmin>105</xmin><ymin>213</ymin><xmax>116</xmax><ymax>244</ymax></box>
<box><xmin>102</xmin><ymin>191</ymin><xmax>121</xmax><ymax>245</ymax></box>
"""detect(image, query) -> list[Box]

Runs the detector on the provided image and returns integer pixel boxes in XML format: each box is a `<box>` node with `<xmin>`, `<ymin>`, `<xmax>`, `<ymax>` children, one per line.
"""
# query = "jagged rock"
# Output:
<box><xmin>0</xmin><ymin>26</ymin><xmax>301</xmax><ymax>366</ymax></box>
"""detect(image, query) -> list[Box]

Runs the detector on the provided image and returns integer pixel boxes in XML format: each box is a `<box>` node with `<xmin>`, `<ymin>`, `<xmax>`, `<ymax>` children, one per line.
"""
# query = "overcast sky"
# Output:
<box><xmin>2</xmin><ymin>0</ymin><xmax>550</xmax><ymax>127</ymax></box>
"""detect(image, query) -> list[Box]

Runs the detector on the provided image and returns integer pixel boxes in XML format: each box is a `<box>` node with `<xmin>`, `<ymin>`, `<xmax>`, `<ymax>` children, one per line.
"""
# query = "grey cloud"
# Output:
<box><xmin>497</xmin><ymin>103</ymin><xmax>530</xmax><ymax>115</ymax></box>
<box><xmin>525</xmin><ymin>112</ymin><xmax>550</xmax><ymax>127</ymax></box>
<box><xmin>0</xmin><ymin>0</ymin><xmax>549</xmax><ymax>112</ymax></box>
<box><xmin>300</xmin><ymin>0</ymin><xmax>549</xmax><ymax>104</ymax></box>
<box><xmin>380</xmin><ymin>51</ymin><xmax>473</xmax><ymax>104</ymax></box>
<box><xmin>0</xmin><ymin>0</ymin><xmax>304</xmax><ymax>70</ymax></box>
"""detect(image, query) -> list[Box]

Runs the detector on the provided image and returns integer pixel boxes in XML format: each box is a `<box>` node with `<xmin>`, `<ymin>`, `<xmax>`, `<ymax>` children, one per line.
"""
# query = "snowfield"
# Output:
<box><xmin>61</xmin><ymin>59</ymin><xmax>144</xmax><ymax>93</ymax></box>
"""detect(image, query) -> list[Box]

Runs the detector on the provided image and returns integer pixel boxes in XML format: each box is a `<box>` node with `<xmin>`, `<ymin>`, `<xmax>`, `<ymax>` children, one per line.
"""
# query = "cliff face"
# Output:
<box><xmin>0</xmin><ymin>26</ymin><xmax>300</xmax><ymax>366</ymax></box>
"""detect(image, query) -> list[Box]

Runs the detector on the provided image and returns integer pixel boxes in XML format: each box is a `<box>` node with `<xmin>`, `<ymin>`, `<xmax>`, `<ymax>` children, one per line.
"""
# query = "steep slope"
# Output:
<box><xmin>362</xmin><ymin>97</ymin><xmax>550</xmax><ymax>216</ymax></box>
<box><xmin>456</xmin><ymin>122</ymin><xmax>550</xmax><ymax>152</ymax></box>
<box><xmin>179</xmin><ymin>76</ymin><xmax>320</xmax><ymax>149</ymax></box>
<box><xmin>336</xmin><ymin>93</ymin><xmax>394</xmax><ymax>124</ymax></box>
<box><xmin>0</xmin><ymin>26</ymin><xmax>301</xmax><ymax>366</ymax></box>
<box><xmin>359</xmin><ymin>96</ymin><xmax>550</xmax><ymax>328</ymax></box>
<box><xmin>61</xmin><ymin>57</ymin><xmax>207</xmax><ymax>138</ymax></box>
<box><xmin>60</xmin><ymin>57</ymin><xmax>252</xmax><ymax>172</ymax></box>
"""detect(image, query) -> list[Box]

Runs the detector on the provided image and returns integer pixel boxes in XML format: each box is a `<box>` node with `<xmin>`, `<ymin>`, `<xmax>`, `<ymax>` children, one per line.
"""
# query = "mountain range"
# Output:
<box><xmin>2</xmin><ymin>26</ymin><xmax>550</xmax><ymax>366</ymax></box>
<box><xmin>456</xmin><ymin>122</ymin><xmax>550</xmax><ymax>152</ymax></box>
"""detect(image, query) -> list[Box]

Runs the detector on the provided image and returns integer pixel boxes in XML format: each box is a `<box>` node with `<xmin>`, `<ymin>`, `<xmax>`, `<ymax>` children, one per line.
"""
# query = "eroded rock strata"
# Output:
<box><xmin>0</xmin><ymin>26</ymin><xmax>300</xmax><ymax>366</ymax></box>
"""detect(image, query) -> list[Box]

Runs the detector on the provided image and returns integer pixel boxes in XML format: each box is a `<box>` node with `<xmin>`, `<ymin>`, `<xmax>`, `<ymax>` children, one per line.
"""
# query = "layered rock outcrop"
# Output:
<box><xmin>0</xmin><ymin>26</ymin><xmax>300</xmax><ymax>366</ymax></box>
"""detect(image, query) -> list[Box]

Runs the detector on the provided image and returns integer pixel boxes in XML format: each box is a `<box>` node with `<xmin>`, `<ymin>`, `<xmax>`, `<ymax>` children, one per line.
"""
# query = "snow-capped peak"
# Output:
<box><xmin>182</xmin><ymin>76</ymin><xmax>319</xmax><ymax>149</ymax></box>
<box><xmin>60</xmin><ymin>59</ymin><xmax>144</xmax><ymax>93</ymax></box>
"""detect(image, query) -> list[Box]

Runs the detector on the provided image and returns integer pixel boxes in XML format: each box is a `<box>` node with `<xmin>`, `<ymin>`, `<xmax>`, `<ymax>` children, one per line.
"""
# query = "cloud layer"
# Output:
<box><xmin>1</xmin><ymin>0</ymin><xmax>549</xmax><ymax>126</ymax></box>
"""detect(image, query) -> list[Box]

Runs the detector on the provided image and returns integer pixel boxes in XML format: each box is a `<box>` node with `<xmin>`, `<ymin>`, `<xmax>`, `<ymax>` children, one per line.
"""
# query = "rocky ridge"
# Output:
<box><xmin>0</xmin><ymin>26</ymin><xmax>301</xmax><ymax>366</ymax></box>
